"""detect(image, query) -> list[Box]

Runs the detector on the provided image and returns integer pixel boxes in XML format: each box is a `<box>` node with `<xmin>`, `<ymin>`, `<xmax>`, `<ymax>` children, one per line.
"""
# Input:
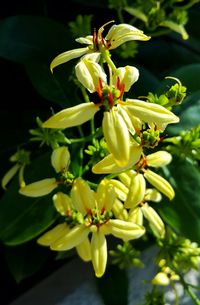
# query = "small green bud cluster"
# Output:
<box><xmin>29</xmin><ymin>117</ymin><xmax>70</xmax><ymax>149</ymax></box>
<box><xmin>110</xmin><ymin>241</ymin><xmax>143</xmax><ymax>269</ymax></box>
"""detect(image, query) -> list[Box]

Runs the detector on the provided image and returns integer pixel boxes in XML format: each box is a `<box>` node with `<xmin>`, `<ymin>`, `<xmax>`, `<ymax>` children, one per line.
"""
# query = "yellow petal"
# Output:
<box><xmin>104</xmin><ymin>219</ymin><xmax>145</xmax><ymax>240</ymax></box>
<box><xmin>51</xmin><ymin>146</ymin><xmax>70</xmax><ymax>173</ymax></box>
<box><xmin>43</xmin><ymin>103</ymin><xmax>99</xmax><ymax>129</ymax></box>
<box><xmin>92</xmin><ymin>146</ymin><xmax>142</xmax><ymax>174</ymax></box>
<box><xmin>50</xmin><ymin>47</ymin><xmax>89</xmax><ymax>72</ymax></box>
<box><xmin>145</xmin><ymin>189</ymin><xmax>162</xmax><ymax>202</ymax></box>
<box><xmin>112</xmin><ymin>198</ymin><xmax>129</xmax><ymax>221</ymax></box>
<box><xmin>114</xmin><ymin>66</ymin><xmax>139</xmax><ymax>92</ymax></box>
<box><xmin>146</xmin><ymin>151</ymin><xmax>172</xmax><ymax>168</ymax></box>
<box><xmin>75</xmin><ymin>35</ymin><xmax>93</xmax><ymax>44</ymax></box>
<box><xmin>71</xmin><ymin>178</ymin><xmax>95</xmax><ymax>214</ymax></box>
<box><xmin>105</xmin><ymin>24</ymin><xmax>150</xmax><ymax>49</ymax></box>
<box><xmin>151</xmin><ymin>272</ymin><xmax>170</xmax><ymax>286</ymax></box>
<box><xmin>144</xmin><ymin>169</ymin><xmax>175</xmax><ymax>200</ymax></box>
<box><xmin>53</xmin><ymin>192</ymin><xmax>72</xmax><ymax>216</ymax></box>
<box><xmin>91</xmin><ymin>231</ymin><xmax>107</xmax><ymax>277</ymax></box>
<box><xmin>141</xmin><ymin>203</ymin><xmax>165</xmax><ymax>238</ymax></box>
<box><xmin>37</xmin><ymin>223</ymin><xmax>69</xmax><ymax>246</ymax></box>
<box><xmin>76</xmin><ymin>237</ymin><xmax>91</xmax><ymax>262</ymax></box>
<box><xmin>1</xmin><ymin>163</ymin><xmax>20</xmax><ymax>190</ymax></box>
<box><xmin>118</xmin><ymin>170</ymin><xmax>136</xmax><ymax>187</ymax></box>
<box><xmin>51</xmin><ymin>224</ymin><xmax>89</xmax><ymax>251</ymax></box>
<box><xmin>125</xmin><ymin>99</ymin><xmax>179</xmax><ymax>129</ymax></box>
<box><xmin>19</xmin><ymin>178</ymin><xmax>57</xmax><ymax>197</ymax></box>
<box><xmin>103</xmin><ymin>109</ymin><xmax>130</xmax><ymax>166</ymax></box>
<box><xmin>125</xmin><ymin>173</ymin><xmax>146</xmax><ymax>209</ymax></box>
<box><xmin>75</xmin><ymin>58</ymin><xmax>107</xmax><ymax>93</ymax></box>
<box><xmin>107</xmin><ymin>179</ymin><xmax>129</xmax><ymax>201</ymax></box>
<box><xmin>129</xmin><ymin>207</ymin><xmax>143</xmax><ymax>226</ymax></box>
<box><xmin>96</xmin><ymin>180</ymin><xmax>116</xmax><ymax>211</ymax></box>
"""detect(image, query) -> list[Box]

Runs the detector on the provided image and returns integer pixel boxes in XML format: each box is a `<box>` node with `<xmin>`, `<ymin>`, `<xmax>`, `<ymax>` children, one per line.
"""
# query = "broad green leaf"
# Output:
<box><xmin>167</xmin><ymin>90</ymin><xmax>200</xmax><ymax>135</ymax></box>
<box><xmin>4</xmin><ymin>241</ymin><xmax>51</xmax><ymax>283</ymax></box>
<box><xmin>157</xmin><ymin>64</ymin><xmax>200</xmax><ymax>95</ymax></box>
<box><xmin>159</xmin><ymin>159</ymin><xmax>200</xmax><ymax>243</ymax></box>
<box><xmin>0</xmin><ymin>16</ymin><xmax>75</xmax><ymax>64</ymax></box>
<box><xmin>96</xmin><ymin>265</ymin><xmax>128</xmax><ymax>305</ymax></box>
<box><xmin>0</xmin><ymin>153</ymin><xmax>58</xmax><ymax>245</ymax></box>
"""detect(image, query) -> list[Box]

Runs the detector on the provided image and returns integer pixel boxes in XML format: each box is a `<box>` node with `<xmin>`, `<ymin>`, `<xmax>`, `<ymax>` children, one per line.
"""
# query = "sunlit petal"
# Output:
<box><xmin>91</xmin><ymin>231</ymin><xmax>107</xmax><ymax>278</ymax></box>
<box><xmin>19</xmin><ymin>178</ymin><xmax>57</xmax><ymax>197</ymax></box>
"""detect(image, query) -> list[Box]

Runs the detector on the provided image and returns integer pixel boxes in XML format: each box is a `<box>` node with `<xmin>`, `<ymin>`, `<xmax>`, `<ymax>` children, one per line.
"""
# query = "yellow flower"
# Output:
<box><xmin>38</xmin><ymin>191</ymin><xmax>91</xmax><ymax>262</ymax></box>
<box><xmin>45</xmin><ymin>178</ymin><xmax>145</xmax><ymax>277</ymax></box>
<box><xmin>50</xmin><ymin>22</ymin><xmax>150</xmax><ymax>71</ymax></box>
<box><xmin>19</xmin><ymin>146</ymin><xmax>70</xmax><ymax>197</ymax></box>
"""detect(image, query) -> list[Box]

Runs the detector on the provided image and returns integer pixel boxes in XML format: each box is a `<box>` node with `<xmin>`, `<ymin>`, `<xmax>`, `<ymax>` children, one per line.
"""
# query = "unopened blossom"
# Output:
<box><xmin>152</xmin><ymin>260</ymin><xmax>180</xmax><ymax>285</ymax></box>
<box><xmin>50</xmin><ymin>21</ymin><xmax>150</xmax><ymax>71</ymax></box>
<box><xmin>19</xmin><ymin>146</ymin><xmax>70</xmax><ymax>197</ymax></box>
<box><xmin>42</xmin><ymin>178</ymin><xmax>145</xmax><ymax>277</ymax></box>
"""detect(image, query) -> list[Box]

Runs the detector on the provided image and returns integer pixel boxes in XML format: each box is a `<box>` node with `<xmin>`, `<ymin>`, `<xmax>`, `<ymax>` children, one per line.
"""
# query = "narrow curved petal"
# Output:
<box><xmin>76</xmin><ymin>237</ymin><xmax>91</xmax><ymax>262</ymax></box>
<box><xmin>71</xmin><ymin>178</ymin><xmax>95</xmax><ymax>214</ymax></box>
<box><xmin>125</xmin><ymin>99</ymin><xmax>179</xmax><ymax>128</ymax></box>
<box><xmin>105</xmin><ymin>24</ymin><xmax>150</xmax><ymax>50</ymax></box>
<box><xmin>144</xmin><ymin>169</ymin><xmax>175</xmax><ymax>200</ymax></box>
<box><xmin>141</xmin><ymin>203</ymin><xmax>165</xmax><ymax>238</ymax></box>
<box><xmin>92</xmin><ymin>146</ymin><xmax>142</xmax><ymax>174</ymax></box>
<box><xmin>37</xmin><ymin>223</ymin><xmax>69</xmax><ymax>246</ymax></box>
<box><xmin>50</xmin><ymin>47</ymin><xmax>89</xmax><ymax>72</ymax></box>
<box><xmin>53</xmin><ymin>192</ymin><xmax>72</xmax><ymax>216</ymax></box>
<box><xmin>125</xmin><ymin>173</ymin><xmax>146</xmax><ymax>209</ymax></box>
<box><xmin>91</xmin><ymin>231</ymin><xmax>107</xmax><ymax>278</ymax></box>
<box><xmin>104</xmin><ymin>219</ymin><xmax>145</xmax><ymax>240</ymax></box>
<box><xmin>43</xmin><ymin>103</ymin><xmax>99</xmax><ymax>129</ymax></box>
<box><xmin>103</xmin><ymin>110</ymin><xmax>130</xmax><ymax>166</ymax></box>
<box><xmin>146</xmin><ymin>151</ymin><xmax>172</xmax><ymax>168</ymax></box>
<box><xmin>2</xmin><ymin>163</ymin><xmax>20</xmax><ymax>190</ymax></box>
<box><xmin>51</xmin><ymin>224</ymin><xmax>89</xmax><ymax>251</ymax></box>
<box><xmin>118</xmin><ymin>170</ymin><xmax>136</xmax><ymax>187</ymax></box>
<box><xmin>19</xmin><ymin>178</ymin><xmax>57</xmax><ymax>197</ymax></box>
<box><xmin>51</xmin><ymin>146</ymin><xmax>70</xmax><ymax>173</ymax></box>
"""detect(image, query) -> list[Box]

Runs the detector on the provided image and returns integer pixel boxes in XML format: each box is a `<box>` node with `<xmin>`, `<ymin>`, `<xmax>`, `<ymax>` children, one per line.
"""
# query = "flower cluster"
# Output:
<box><xmin>18</xmin><ymin>22</ymin><xmax>181</xmax><ymax>277</ymax></box>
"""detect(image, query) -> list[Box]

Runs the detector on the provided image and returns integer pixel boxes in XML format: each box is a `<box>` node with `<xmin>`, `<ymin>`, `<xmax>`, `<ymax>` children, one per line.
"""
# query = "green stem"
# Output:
<box><xmin>171</xmin><ymin>281</ymin><xmax>179</xmax><ymax>305</ymax></box>
<box><xmin>102</xmin><ymin>50</ymin><xmax>117</xmax><ymax>73</ymax></box>
<box><xmin>178</xmin><ymin>273</ymin><xmax>200</xmax><ymax>305</ymax></box>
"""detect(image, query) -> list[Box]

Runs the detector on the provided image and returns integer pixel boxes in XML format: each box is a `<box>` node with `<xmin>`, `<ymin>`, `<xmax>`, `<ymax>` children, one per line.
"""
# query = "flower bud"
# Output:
<box><xmin>51</xmin><ymin>146</ymin><xmax>70</xmax><ymax>173</ymax></box>
<box><xmin>144</xmin><ymin>169</ymin><xmax>175</xmax><ymax>200</ymax></box>
<box><xmin>141</xmin><ymin>203</ymin><xmax>165</xmax><ymax>238</ymax></box>
<box><xmin>125</xmin><ymin>173</ymin><xmax>146</xmax><ymax>209</ymax></box>
<box><xmin>53</xmin><ymin>192</ymin><xmax>72</xmax><ymax>216</ymax></box>
<box><xmin>146</xmin><ymin>151</ymin><xmax>172</xmax><ymax>168</ymax></box>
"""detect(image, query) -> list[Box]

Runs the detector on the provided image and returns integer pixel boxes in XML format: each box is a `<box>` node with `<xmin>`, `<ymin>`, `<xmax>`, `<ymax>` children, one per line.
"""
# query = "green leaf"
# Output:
<box><xmin>159</xmin><ymin>159</ymin><xmax>200</xmax><ymax>243</ymax></box>
<box><xmin>0</xmin><ymin>16</ymin><xmax>75</xmax><ymax>64</ymax></box>
<box><xmin>157</xmin><ymin>64</ymin><xmax>200</xmax><ymax>95</ymax></box>
<box><xmin>124</xmin><ymin>7</ymin><xmax>148</xmax><ymax>23</ymax></box>
<box><xmin>4</xmin><ymin>241</ymin><xmax>51</xmax><ymax>283</ymax></box>
<box><xmin>0</xmin><ymin>153</ymin><xmax>58</xmax><ymax>245</ymax></box>
<box><xmin>96</xmin><ymin>265</ymin><xmax>128</xmax><ymax>305</ymax></box>
<box><xmin>167</xmin><ymin>90</ymin><xmax>200</xmax><ymax>135</ymax></box>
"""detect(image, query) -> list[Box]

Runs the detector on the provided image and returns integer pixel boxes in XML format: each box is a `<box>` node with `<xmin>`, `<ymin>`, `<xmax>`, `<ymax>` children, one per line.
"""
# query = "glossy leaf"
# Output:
<box><xmin>0</xmin><ymin>153</ymin><xmax>58</xmax><ymax>245</ymax></box>
<box><xmin>159</xmin><ymin>159</ymin><xmax>200</xmax><ymax>243</ymax></box>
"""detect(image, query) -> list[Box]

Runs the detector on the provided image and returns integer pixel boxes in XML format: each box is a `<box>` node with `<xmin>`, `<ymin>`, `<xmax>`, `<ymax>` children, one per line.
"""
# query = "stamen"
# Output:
<box><xmin>93</xmin><ymin>28</ymin><xmax>98</xmax><ymax>47</ymax></box>
<box><xmin>119</xmin><ymin>83</ymin><xmax>125</xmax><ymax>99</ymax></box>
<box><xmin>108</xmin><ymin>89</ymin><xmax>113</xmax><ymax>106</ymax></box>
